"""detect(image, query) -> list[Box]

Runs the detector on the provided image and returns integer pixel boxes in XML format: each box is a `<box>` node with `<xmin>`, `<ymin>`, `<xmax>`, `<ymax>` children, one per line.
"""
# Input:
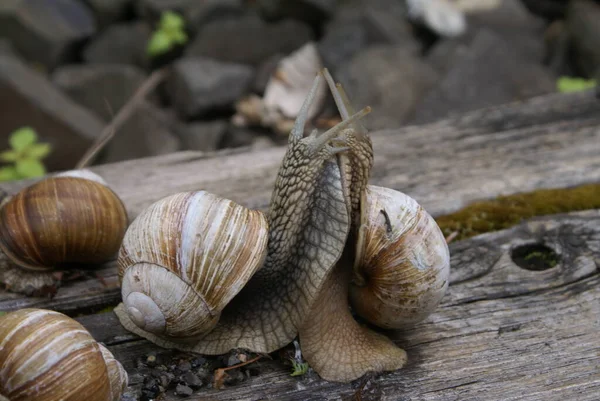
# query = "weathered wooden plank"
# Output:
<box><xmin>77</xmin><ymin>210</ymin><xmax>600</xmax><ymax>400</ymax></box>
<box><xmin>1</xmin><ymin>91</ymin><xmax>600</xmax><ymax>314</ymax></box>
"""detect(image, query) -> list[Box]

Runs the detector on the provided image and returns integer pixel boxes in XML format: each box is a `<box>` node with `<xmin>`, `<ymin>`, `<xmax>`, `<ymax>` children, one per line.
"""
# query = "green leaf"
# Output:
<box><xmin>25</xmin><ymin>143</ymin><xmax>52</xmax><ymax>159</ymax></box>
<box><xmin>160</xmin><ymin>11</ymin><xmax>185</xmax><ymax>31</ymax></box>
<box><xmin>170</xmin><ymin>29</ymin><xmax>188</xmax><ymax>45</ymax></box>
<box><xmin>289</xmin><ymin>359</ymin><xmax>309</xmax><ymax>377</ymax></box>
<box><xmin>147</xmin><ymin>31</ymin><xmax>173</xmax><ymax>57</ymax></box>
<box><xmin>0</xmin><ymin>150</ymin><xmax>19</xmax><ymax>162</ymax></box>
<box><xmin>0</xmin><ymin>166</ymin><xmax>19</xmax><ymax>182</ymax></box>
<box><xmin>556</xmin><ymin>77</ymin><xmax>597</xmax><ymax>93</ymax></box>
<box><xmin>15</xmin><ymin>158</ymin><xmax>46</xmax><ymax>178</ymax></box>
<box><xmin>9</xmin><ymin>127</ymin><xmax>38</xmax><ymax>151</ymax></box>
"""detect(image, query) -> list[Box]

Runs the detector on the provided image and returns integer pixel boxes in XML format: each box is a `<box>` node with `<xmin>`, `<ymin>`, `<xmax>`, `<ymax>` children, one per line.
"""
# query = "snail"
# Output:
<box><xmin>114</xmin><ymin>69</ymin><xmax>450</xmax><ymax>383</ymax></box>
<box><xmin>0</xmin><ymin>169</ymin><xmax>129</xmax><ymax>295</ymax></box>
<box><xmin>0</xmin><ymin>308</ymin><xmax>128</xmax><ymax>401</ymax></box>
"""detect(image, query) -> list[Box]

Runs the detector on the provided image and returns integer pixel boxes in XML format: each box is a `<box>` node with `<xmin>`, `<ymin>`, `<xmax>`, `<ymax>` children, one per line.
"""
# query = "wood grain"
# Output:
<box><xmin>77</xmin><ymin>210</ymin><xmax>600</xmax><ymax>401</ymax></box>
<box><xmin>1</xmin><ymin>90</ymin><xmax>600</xmax><ymax>314</ymax></box>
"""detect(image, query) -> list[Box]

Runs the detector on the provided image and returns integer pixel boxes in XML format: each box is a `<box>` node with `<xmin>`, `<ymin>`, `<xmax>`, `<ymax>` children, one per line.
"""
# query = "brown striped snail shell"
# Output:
<box><xmin>0</xmin><ymin>169</ymin><xmax>128</xmax><ymax>272</ymax></box>
<box><xmin>117</xmin><ymin>190</ymin><xmax>268</xmax><ymax>340</ymax></box>
<box><xmin>350</xmin><ymin>185</ymin><xmax>450</xmax><ymax>328</ymax></box>
<box><xmin>0</xmin><ymin>308</ymin><xmax>128</xmax><ymax>401</ymax></box>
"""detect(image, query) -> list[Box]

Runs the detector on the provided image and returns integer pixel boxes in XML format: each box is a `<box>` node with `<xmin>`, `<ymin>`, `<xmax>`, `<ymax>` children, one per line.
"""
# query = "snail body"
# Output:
<box><xmin>0</xmin><ymin>169</ymin><xmax>128</xmax><ymax>294</ymax></box>
<box><xmin>0</xmin><ymin>308</ymin><xmax>128</xmax><ymax>401</ymax></box>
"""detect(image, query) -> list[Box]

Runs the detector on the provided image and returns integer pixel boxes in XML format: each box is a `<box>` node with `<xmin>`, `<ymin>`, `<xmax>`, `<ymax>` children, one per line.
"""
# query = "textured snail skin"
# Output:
<box><xmin>0</xmin><ymin>308</ymin><xmax>127</xmax><ymax>401</ymax></box>
<box><xmin>0</xmin><ymin>173</ymin><xmax>128</xmax><ymax>271</ymax></box>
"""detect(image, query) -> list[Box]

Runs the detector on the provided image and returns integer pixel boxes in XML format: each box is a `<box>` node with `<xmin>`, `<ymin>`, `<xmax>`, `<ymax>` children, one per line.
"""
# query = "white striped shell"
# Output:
<box><xmin>0</xmin><ymin>308</ymin><xmax>128</xmax><ymax>401</ymax></box>
<box><xmin>350</xmin><ymin>185</ymin><xmax>450</xmax><ymax>328</ymax></box>
<box><xmin>118</xmin><ymin>191</ymin><xmax>269</xmax><ymax>340</ymax></box>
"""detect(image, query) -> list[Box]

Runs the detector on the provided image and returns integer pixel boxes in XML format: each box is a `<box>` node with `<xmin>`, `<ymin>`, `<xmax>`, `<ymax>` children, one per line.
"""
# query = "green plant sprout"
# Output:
<box><xmin>289</xmin><ymin>358</ymin><xmax>309</xmax><ymax>377</ymax></box>
<box><xmin>556</xmin><ymin>76</ymin><xmax>597</xmax><ymax>93</ymax></box>
<box><xmin>0</xmin><ymin>127</ymin><xmax>52</xmax><ymax>182</ymax></box>
<box><xmin>147</xmin><ymin>10</ymin><xmax>188</xmax><ymax>57</ymax></box>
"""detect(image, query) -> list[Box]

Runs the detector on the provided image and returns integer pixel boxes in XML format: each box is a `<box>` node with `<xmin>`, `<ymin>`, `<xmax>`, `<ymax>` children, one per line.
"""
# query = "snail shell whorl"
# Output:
<box><xmin>350</xmin><ymin>185</ymin><xmax>450</xmax><ymax>329</ymax></box>
<box><xmin>118</xmin><ymin>191</ymin><xmax>269</xmax><ymax>339</ymax></box>
<box><xmin>0</xmin><ymin>308</ymin><xmax>127</xmax><ymax>401</ymax></box>
<box><xmin>0</xmin><ymin>170</ymin><xmax>128</xmax><ymax>271</ymax></box>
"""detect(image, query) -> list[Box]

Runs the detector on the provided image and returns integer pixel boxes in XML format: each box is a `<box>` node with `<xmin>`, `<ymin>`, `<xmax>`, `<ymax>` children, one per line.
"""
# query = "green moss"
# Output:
<box><xmin>436</xmin><ymin>183</ymin><xmax>600</xmax><ymax>241</ymax></box>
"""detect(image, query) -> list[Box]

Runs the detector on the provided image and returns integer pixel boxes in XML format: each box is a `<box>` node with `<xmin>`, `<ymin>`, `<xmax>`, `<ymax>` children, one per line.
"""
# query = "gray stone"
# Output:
<box><xmin>135</xmin><ymin>0</ymin><xmax>195</xmax><ymax>20</ymax></box>
<box><xmin>336</xmin><ymin>45</ymin><xmax>439</xmax><ymax>130</ymax></box>
<box><xmin>184</xmin><ymin>0</ymin><xmax>244</xmax><ymax>33</ymax></box>
<box><xmin>52</xmin><ymin>64</ymin><xmax>147</xmax><ymax>121</ymax></box>
<box><xmin>411</xmin><ymin>29</ymin><xmax>556</xmax><ymax>124</ymax></box>
<box><xmin>96</xmin><ymin>101</ymin><xmax>181</xmax><ymax>164</ymax></box>
<box><xmin>83</xmin><ymin>21</ymin><xmax>151</xmax><ymax>67</ymax></box>
<box><xmin>0</xmin><ymin>0</ymin><xmax>96</xmax><ymax>70</ymax></box>
<box><xmin>167</xmin><ymin>57</ymin><xmax>254</xmax><ymax>118</ymax></box>
<box><xmin>84</xmin><ymin>0</ymin><xmax>132</xmax><ymax>28</ymax></box>
<box><xmin>221</xmin><ymin>127</ymin><xmax>257</xmax><ymax>149</ymax></box>
<box><xmin>257</xmin><ymin>0</ymin><xmax>336</xmax><ymax>25</ymax></box>
<box><xmin>426</xmin><ymin>38</ymin><xmax>469</xmax><ymax>75</ymax></box>
<box><xmin>0</xmin><ymin>54</ymin><xmax>104</xmax><ymax>171</ymax></box>
<box><xmin>252</xmin><ymin>53</ymin><xmax>284</xmax><ymax>94</ymax></box>
<box><xmin>566</xmin><ymin>0</ymin><xmax>600</xmax><ymax>78</ymax></box>
<box><xmin>317</xmin><ymin>18</ymin><xmax>368</xmax><ymax>74</ymax></box>
<box><xmin>362</xmin><ymin>1</ymin><xmax>417</xmax><ymax>48</ymax></box>
<box><xmin>0</xmin><ymin>39</ymin><xmax>17</xmax><ymax>57</ymax></box>
<box><xmin>185</xmin><ymin>13</ymin><xmax>314</xmax><ymax>66</ymax></box>
<box><xmin>464</xmin><ymin>0</ymin><xmax>546</xmax><ymax>63</ymax></box>
<box><xmin>175</xmin><ymin>120</ymin><xmax>228</xmax><ymax>152</ymax></box>
<box><xmin>174</xmin><ymin>384</ymin><xmax>193</xmax><ymax>397</ymax></box>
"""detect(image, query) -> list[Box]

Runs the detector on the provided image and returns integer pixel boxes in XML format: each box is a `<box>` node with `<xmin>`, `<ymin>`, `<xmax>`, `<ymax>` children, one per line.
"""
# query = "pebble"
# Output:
<box><xmin>174</xmin><ymin>384</ymin><xmax>194</xmax><ymax>397</ymax></box>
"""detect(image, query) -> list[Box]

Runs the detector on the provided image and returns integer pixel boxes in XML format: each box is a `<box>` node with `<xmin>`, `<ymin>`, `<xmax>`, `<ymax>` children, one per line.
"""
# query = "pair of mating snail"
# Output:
<box><xmin>0</xmin><ymin>69</ymin><xmax>449</xmax><ymax>386</ymax></box>
<box><xmin>114</xmin><ymin>69</ymin><xmax>450</xmax><ymax>382</ymax></box>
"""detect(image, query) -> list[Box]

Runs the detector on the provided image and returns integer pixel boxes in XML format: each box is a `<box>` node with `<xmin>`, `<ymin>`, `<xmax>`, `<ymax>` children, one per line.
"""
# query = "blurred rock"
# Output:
<box><xmin>0</xmin><ymin>0</ymin><xmax>96</xmax><ymax>70</ymax></box>
<box><xmin>82</xmin><ymin>21</ymin><xmax>151</xmax><ymax>67</ymax></box>
<box><xmin>220</xmin><ymin>126</ymin><xmax>257</xmax><ymax>149</ymax></box>
<box><xmin>253</xmin><ymin>53</ymin><xmax>284</xmax><ymax>95</ymax></box>
<box><xmin>0</xmin><ymin>39</ymin><xmax>17</xmax><ymax>57</ymax></box>
<box><xmin>257</xmin><ymin>0</ymin><xmax>336</xmax><ymax>25</ymax></box>
<box><xmin>464</xmin><ymin>0</ymin><xmax>546</xmax><ymax>63</ymax></box>
<box><xmin>135</xmin><ymin>0</ymin><xmax>194</xmax><ymax>20</ymax></box>
<box><xmin>184</xmin><ymin>0</ymin><xmax>244</xmax><ymax>34</ymax></box>
<box><xmin>168</xmin><ymin>57</ymin><xmax>254</xmax><ymax>118</ymax></box>
<box><xmin>84</xmin><ymin>0</ymin><xmax>132</xmax><ymax>28</ymax></box>
<box><xmin>521</xmin><ymin>0</ymin><xmax>567</xmax><ymax>19</ymax></box>
<box><xmin>0</xmin><ymin>54</ymin><xmax>104</xmax><ymax>171</ymax></box>
<box><xmin>52</xmin><ymin>64</ymin><xmax>147</xmax><ymax>121</ymax></box>
<box><xmin>363</xmin><ymin>0</ymin><xmax>417</xmax><ymax>47</ymax></box>
<box><xmin>426</xmin><ymin>38</ymin><xmax>469</xmax><ymax>75</ymax></box>
<box><xmin>185</xmin><ymin>13</ymin><xmax>313</xmax><ymax>66</ymax></box>
<box><xmin>97</xmin><ymin>101</ymin><xmax>181</xmax><ymax>164</ymax></box>
<box><xmin>174</xmin><ymin>120</ymin><xmax>228</xmax><ymax>152</ymax></box>
<box><xmin>318</xmin><ymin>17</ymin><xmax>368</xmax><ymax>74</ymax></box>
<box><xmin>411</xmin><ymin>29</ymin><xmax>556</xmax><ymax>124</ymax></box>
<box><xmin>544</xmin><ymin>20</ymin><xmax>573</xmax><ymax>77</ymax></box>
<box><xmin>566</xmin><ymin>0</ymin><xmax>600</xmax><ymax>79</ymax></box>
<box><xmin>337</xmin><ymin>45</ymin><xmax>439</xmax><ymax>130</ymax></box>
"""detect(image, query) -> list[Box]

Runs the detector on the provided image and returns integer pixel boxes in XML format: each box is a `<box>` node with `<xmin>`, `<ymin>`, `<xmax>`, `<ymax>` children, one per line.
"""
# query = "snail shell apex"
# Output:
<box><xmin>0</xmin><ymin>308</ymin><xmax>127</xmax><ymax>401</ymax></box>
<box><xmin>0</xmin><ymin>170</ymin><xmax>128</xmax><ymax>271</ymax></box>
<box><xmin>118</xmin><ymin>191</ymin><xmax>269</xmax><ymax>339</ymax></box>
<box><xmin>350</xmin><ymin>185</ymin><xmax>450</xmax><ymax>328</ymax></box>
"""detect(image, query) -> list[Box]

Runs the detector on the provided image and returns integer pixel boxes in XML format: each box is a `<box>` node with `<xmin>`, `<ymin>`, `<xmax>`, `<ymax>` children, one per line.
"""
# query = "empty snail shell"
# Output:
<box><xmin>0</xmin><ymin>308</ymin><xmax>128</xmax><ymax>401</ymax></box>
<box><xmin>0</xmin><ymin>169</ymin><xmax>129</xmax><ymax>294</ymax></box>
<box><xmin>350</xmin><ymin>185</ymin><xmax>450</xmax><ymax>328</ymax></box>
<box><xmin>118</xmin><ymin>190</ymin><xmax>268</xmax><ymax>340</ymax></box>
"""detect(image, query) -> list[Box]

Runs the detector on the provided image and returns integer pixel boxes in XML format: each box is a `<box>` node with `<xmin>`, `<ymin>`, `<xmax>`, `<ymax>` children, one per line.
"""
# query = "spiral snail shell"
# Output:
<box><xmin>0</xmin><ymin>308</ymin><xmax>128</xmax><ymax>401</ymax></box>
<box><xmin>118</xmin><ymin>191</ymin><xmax>268</xmax><ymax>340</ymax></box>
<box><xmin>0</xmin><ymin>169</ymin><xmax>129</xmax><ymax>294</ymax></box>
<box><xmin>114</xmin><ymin>68</ymin><xmax>451</xmax><ymax>383</ymax></box>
